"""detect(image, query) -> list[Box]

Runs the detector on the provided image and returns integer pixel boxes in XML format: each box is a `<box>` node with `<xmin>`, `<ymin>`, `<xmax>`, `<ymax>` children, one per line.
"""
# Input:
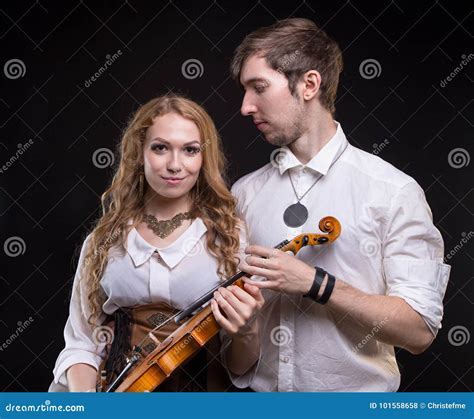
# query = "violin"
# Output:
<box><xmin>105</xmin><ymin>216</ymin><xmax>341</xmax><ymax>392</ymax></box>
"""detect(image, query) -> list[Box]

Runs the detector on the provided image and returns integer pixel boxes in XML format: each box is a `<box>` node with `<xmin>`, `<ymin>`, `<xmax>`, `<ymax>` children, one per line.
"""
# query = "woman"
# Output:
<box><xmin>49</xmin><ymin>95</ymin><xmax>263</xmax><ymax>392</ymax></box>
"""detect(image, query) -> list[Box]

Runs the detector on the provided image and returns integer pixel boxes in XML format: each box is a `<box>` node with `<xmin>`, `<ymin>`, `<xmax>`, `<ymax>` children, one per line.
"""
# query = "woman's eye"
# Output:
<box><xmin>151</xmin><ymin>144</ymin><xmax>167</xmax><ymax>152</ymax></box>
<box><xmin>185</xmin><ymin>146</ymin><xmax>201</xmax><ymax>155</ymax></box>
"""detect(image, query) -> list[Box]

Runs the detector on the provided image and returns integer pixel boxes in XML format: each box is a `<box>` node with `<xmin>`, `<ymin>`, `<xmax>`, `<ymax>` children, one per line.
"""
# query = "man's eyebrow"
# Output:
<box><xmin>240</xmin><ymin>77</ymin><xmax>270</xmax><ymax>86</ymax></box>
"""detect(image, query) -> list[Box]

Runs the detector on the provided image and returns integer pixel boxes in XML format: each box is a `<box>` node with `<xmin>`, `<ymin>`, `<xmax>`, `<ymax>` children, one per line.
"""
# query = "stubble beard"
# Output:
<box><xmin>265</xmin><ymin>109</ymin><xmax>306</xmax><ymax>147</ymax></box>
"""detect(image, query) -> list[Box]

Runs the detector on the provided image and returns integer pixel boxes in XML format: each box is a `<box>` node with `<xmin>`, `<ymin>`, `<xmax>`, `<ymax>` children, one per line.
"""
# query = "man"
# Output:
<box><xmin>222</xmin><ymin>18</ymin><xmax>451</xmax><ymax>391</ymax></box>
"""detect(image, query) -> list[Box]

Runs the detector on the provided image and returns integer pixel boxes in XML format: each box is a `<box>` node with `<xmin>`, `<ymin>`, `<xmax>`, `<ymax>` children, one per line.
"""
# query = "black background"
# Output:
<box><xmin>0</xmin><ymin>0</ymin><xmax>472</xmax><ymax>392</ymax></box>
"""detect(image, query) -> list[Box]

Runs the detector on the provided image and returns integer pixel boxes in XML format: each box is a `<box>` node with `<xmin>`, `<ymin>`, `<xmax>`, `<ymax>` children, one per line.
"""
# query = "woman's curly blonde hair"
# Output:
<box><xmin>79</xmin><ymin>95</ymin><xmax>240</xmax><ymax>325</ymax></box>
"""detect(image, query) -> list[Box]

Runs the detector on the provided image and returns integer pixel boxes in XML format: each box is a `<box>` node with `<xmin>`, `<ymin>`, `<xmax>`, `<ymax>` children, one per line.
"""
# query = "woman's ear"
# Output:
<box><xmin>302</xmin><ymin>70</ymin><xmax>321</xmax><ymax>101</ymax></box>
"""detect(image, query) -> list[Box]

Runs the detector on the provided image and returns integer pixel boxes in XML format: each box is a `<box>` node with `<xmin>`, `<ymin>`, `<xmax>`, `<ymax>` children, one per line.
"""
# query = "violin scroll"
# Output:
<box><xmin>282</xmin><ymin>216</ymin><xmax>341</xmax><ymax>254</ymax></box>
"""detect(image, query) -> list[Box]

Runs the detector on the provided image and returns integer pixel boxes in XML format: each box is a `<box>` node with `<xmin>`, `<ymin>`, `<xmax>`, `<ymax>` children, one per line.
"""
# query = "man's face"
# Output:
<box><xmin>239</xmin><ymin>55</ymin><xmax>306</xmax><ymax>146</ymax></box>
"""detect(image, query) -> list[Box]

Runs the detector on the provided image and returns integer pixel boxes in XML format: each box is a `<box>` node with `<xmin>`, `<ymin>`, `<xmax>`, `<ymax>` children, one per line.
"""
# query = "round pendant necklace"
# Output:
<box><xmin>283</xmin><ymin>174</ymin><xmax>321</xmax><ymax>228</ymax></box>
<box><xmin>283</xmin><ymin>142</ymin><xmax>349</xmax><ymax>228</ymax></box>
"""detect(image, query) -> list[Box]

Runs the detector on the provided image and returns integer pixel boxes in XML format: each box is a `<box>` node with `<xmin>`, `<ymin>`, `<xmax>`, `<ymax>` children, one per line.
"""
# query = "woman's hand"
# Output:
<box><xmin>211</xmin><ymin>282</ymin><xmax>264</xmax><ymax>376</ymax></box>
<box><xmin>211</xmin><ymin>282</ymin><xmax>264</xmax><ymax>337</ymax></box>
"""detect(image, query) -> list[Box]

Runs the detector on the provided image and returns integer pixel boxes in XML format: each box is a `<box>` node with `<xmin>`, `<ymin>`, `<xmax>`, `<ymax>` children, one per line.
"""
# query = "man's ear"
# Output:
<box><xmin>302</xmin><ymin>70</ymin><xmax>321</xmax><ymax>101</ymax></box>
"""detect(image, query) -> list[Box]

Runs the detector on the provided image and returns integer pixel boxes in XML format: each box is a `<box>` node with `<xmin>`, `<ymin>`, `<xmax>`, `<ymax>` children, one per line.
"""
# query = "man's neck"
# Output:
<box><xmin>288</xmin><ymin>112</ymin><xmax>337</xmax><ymax>165</ymax></box>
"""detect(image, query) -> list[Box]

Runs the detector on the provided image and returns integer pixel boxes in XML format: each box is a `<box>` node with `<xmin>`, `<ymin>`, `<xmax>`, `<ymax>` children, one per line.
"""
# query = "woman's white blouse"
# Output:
<box><xmin>49</xmin><ymin>218</ymin><xmax>246</xmax><ymax>391</ymax></box>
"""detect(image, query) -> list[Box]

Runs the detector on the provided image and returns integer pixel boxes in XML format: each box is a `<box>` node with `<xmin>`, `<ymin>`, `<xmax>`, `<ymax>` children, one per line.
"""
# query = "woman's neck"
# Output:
<box><xmin>143</xmin><ymin>191</ymin><xmax>192</xmax><ymax>220</ymax></box>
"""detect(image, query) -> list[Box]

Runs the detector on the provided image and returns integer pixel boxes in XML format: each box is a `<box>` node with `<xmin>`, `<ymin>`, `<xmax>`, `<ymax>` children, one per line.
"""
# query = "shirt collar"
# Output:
<box><xmin>126</xmin><ymin>218</ymin><xmax>207</xmax><ymax>269</ymax></box>
<box><xmin>276</xmin><ymin>121</ymin><xmax>347</xmax><ymax>176</ymax></box>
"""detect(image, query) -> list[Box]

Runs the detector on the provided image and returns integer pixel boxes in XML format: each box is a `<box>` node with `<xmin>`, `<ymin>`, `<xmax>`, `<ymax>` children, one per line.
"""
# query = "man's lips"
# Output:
<box><xmin>253</xmin><ymin>121</ymin><xmax>268</xmax><ymax>131</ymax></box>
<box><xmin>254</xmin><ymin>120</ymin><xmax>269</xmax><ymax>130</ymax></box>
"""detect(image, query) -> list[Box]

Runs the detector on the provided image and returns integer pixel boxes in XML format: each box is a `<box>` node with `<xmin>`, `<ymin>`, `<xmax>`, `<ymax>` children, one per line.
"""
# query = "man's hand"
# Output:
<box><xmin>211</xmin><ymin>282</ymin><xmax>264</xmax><ymax>337</ymax></box>
<box><xmin>239</xmin><ymin>245</ymin><xmax>315</xmax><ymax>295</ymax></box>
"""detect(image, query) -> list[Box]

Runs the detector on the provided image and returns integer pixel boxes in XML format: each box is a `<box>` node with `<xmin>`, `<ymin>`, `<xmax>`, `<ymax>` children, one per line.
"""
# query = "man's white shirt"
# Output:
<box><xmin>229</xmin><ymin>122</ymin><xmax>451</xmax><ymax>392</ymax></box>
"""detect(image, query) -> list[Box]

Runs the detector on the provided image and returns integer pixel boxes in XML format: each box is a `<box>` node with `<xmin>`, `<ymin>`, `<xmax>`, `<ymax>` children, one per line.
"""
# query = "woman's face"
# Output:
<box><xmin>143</xmin><ymin>112</ymin><xmax>203</xmax><ymax>201</ymax></box>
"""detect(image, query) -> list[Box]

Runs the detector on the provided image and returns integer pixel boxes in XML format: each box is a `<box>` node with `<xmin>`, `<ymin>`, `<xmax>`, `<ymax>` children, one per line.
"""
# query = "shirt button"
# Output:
<box><xmin>283</xmin><ymin>316</ymin><xmax>290</xmax><ymax>322</ymax></box>
<box><xmin>302</xmin><ymin>167</ymin><xmax>307</xmax><ymax>173</ymax></box>
<box><xmin>280</xmin><ymin>356</ymin><xmax>289</xmax><ymax>363</ymax></box>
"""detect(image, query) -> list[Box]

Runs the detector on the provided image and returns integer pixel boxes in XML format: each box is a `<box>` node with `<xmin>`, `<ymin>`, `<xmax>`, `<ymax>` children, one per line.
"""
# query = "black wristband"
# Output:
<box><xmin>317</xmin><ymin>273</ymin><xmax>336</xmax><ymax>304</ymax></box>
<box><xmin>304</xmin><ymin>267</ymin><xmax>326</xmax><ymax>301</ymax></box>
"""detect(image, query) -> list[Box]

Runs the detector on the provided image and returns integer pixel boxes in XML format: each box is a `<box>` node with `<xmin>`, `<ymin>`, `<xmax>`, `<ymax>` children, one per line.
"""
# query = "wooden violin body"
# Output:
<box><xmin>109</xmin><ymin>216</ymin><xmax>341</xmax><ymax>392</ymax></box>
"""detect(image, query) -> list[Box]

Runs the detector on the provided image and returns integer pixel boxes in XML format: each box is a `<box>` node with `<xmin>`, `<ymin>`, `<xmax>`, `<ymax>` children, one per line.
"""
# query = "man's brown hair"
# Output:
<box><xmin>230</xmin><ymin>18</ymin><xmax>343</xmax><ymax>115</ymax></box>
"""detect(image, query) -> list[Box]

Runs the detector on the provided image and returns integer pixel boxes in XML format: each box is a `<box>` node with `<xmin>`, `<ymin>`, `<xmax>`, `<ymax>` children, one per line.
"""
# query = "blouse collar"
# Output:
<box><xmin>126</xmin><ymin>218</ymin><xmax>207</xmax><ymax>269</ymax></box>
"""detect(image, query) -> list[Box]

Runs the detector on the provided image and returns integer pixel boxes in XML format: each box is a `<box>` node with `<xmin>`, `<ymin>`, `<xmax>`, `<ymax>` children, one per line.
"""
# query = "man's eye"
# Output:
<box><xmin>151</xmin><ymin>144</ymin><xmax>167</xmax><ymax>152</ymax></box>
<box><xmin>255</xmin><ymin>86</ymin><xmax>266</xmax><ymax>94</ymax></box>
<box><xmin>185</xmin><ymin>146</ymin><xmax>201</xmax><ymax>155</ymax></box>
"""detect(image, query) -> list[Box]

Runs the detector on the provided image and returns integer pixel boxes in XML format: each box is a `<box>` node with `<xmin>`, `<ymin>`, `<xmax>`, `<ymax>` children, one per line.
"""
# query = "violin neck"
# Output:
<box><xmin>174</xmin><ymin>271</ymin><xmax>246</xmax><ymax>323</ymax></box>
<box><xmin>175</xmin><ymin>239</ymin><xmax>290</xmax><ymax>324</ymax></box>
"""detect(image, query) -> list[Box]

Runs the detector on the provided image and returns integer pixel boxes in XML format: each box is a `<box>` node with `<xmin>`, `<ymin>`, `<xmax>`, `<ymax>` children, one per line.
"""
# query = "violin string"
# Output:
<box><xmin>131</xmin><ymin>233</ymin><xmax>312</xmax><ymax>352</ymax></box>
<box><xmin>132</xmin><ymin>278</ymin><xmax>236</xmax><ymax>351</ymax></box>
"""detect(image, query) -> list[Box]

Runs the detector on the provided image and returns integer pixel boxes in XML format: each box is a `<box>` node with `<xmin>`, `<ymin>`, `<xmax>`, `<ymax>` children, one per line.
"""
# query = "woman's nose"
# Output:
<box><xmin>167</xmin><ymin>153</ymin><xmax>182</xmax><ymax>173</ymax></box>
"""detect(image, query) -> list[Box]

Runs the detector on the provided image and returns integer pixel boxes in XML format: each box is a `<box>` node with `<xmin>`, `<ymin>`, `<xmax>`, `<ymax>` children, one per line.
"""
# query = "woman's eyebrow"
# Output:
<box><xmin>149</xmin><ymin>137</ymin><xmax>200</xmax><ymax>146</ymax></box>
<box><xmin>149</xmin><ymin>136</ymin><xmax>169</xmax><ymax>144</ymax></box>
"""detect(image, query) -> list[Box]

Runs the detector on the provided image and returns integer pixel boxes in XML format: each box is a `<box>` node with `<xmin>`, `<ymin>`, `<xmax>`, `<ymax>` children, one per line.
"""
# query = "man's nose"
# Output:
<box><xmin>241</xmin><ymin>92</ymin><xmax>257</xmax><ymax>116</ymax></box>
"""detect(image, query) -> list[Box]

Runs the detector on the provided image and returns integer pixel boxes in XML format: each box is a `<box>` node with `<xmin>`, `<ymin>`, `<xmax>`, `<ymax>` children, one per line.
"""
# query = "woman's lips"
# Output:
<box><xmin>161</xmin><ymin>176</ymin><xmax>186</xmax><ymax>185</ymax></box>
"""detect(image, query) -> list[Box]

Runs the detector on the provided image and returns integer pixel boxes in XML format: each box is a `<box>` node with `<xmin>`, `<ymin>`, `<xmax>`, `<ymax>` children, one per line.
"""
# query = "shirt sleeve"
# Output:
<box><xmin>219</xmin><ymin>218</ymin><xmax>262</xmax><ymax>388</ymax></box>
<box><xmin>382</xmin><ymin>181</ymin><xmax>451</xmax><ymax>336</ymax></box>
<box><xmin>49</xmin><ymin>234</ymin><xmax>108</xmax><ymax>391</ymax></box>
